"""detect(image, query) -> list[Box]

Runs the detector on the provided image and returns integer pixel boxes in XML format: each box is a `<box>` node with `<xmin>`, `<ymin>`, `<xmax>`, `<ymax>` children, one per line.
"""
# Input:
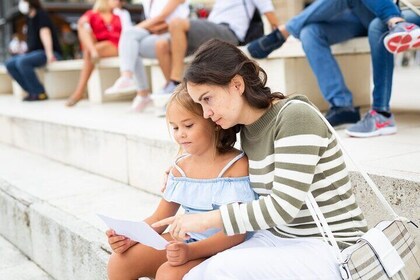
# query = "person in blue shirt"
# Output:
<box><xmin>247</xmin><ymin>0</ymin><xmax>420</xmax><ymax>131</ymax></box>
<box><xmin>5</xmin><ymin>0</ymin><xmax>62</xmax><ymax>101</ymax></box>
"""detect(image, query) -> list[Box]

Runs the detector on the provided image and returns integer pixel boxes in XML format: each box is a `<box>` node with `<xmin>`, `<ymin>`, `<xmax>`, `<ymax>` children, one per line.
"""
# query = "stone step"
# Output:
<box><xmin>0</xmin><ymin>235</ymin><xmax>54</xmax><ymax>280</ymax></box>
<box><xmin>0</xmin><ymin>143</ymin><xmax>160</xmax><ymax>280</ymax></box>
<box><xmin>0</xmin><ymin>95</ymin><xmax>178</xmax><ymax>195</ymax></box>
<box><xmin>0</xmin><ymin>95</ymin><xmax>418</xmax><ymax>242</ymax></box>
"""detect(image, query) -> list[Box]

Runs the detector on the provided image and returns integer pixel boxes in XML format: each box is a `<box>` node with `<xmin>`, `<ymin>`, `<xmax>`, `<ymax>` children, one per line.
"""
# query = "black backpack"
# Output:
<box><xmin>240</xmin><ymin>3</ymin><xmax>264</xmax><ymax>46</ymax></box>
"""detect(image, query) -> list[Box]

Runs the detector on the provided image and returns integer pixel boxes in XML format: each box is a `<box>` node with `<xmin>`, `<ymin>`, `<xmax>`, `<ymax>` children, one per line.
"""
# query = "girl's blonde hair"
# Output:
<box><xmin>93</xmin><ymin>0</ymin><xmax>110</xmax><ymax>13</ymax></box>
<box><xmin>166</xmin><ymin>84</ymin><xmax>238</xmax><ymax>154</ymax></box>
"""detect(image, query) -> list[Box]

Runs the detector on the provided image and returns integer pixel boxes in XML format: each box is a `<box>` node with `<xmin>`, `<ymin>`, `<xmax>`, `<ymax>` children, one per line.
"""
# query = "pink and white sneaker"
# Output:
<box><xmin>131</xmin><ymin>95</ymin><xmax>153</xmax><ymax>112</ymax></box>
<box><xmin>384</xmin><ymin>22</ymin><xmax>420</xmax><ymax>54</ymax></box>
<box><xmin>105</xmin><ymin>76</ymin><xmax>137</xmax><ymax>95</ymax></box>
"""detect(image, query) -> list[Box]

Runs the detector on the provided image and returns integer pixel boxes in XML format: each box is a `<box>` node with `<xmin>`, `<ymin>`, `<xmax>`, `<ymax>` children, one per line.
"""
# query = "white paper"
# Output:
<box><xmin>97</xmin><ymin>214</ymin><xmax>169</xmax><ymax>250</ymax></box>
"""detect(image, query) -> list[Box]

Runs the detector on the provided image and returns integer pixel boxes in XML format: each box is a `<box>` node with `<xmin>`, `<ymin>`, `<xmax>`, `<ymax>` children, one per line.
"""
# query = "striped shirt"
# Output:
<box><xmin>219</xmin><ymin>96</ymin><xmax>368</xmax><ymax>248</ymax></box>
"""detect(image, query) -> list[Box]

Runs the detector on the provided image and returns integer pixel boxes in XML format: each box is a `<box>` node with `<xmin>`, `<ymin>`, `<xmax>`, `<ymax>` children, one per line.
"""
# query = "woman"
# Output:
<box><xmin>5</xmin><ymin>0</ymin><xmax>62</xmax><ymax>101</ymax></box>
<box><xmin>104</xmin><ymin>0</ymin><xmax>189</xmax><ymax>112</ymax></box>
<box><xmin>153</xmin><ymin>39</ymin><xmax>368</xmax><ymax>279</ymax></box>
<box><xmin>66</xmin><ymin>0</ymin><xmax>123</xmax><ymax>107</ymax></box>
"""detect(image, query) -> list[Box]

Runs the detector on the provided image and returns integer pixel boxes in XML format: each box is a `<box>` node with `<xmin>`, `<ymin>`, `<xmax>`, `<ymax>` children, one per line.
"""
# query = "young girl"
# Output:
<box><xmin>153</xmin><ymin>39</ymin><xmax>368</xmax><ymax>279</ymax></box>
<box><xmin>106</xmin><ymin>84</ymin><xmax>257</xmax><ymax>280</ymax></box>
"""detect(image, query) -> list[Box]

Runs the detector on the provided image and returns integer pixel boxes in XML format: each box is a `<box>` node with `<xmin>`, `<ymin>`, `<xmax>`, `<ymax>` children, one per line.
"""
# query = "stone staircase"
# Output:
<box><xmin>0</xmin><ymin>95</ymin><xmax>419</xmax><ymax>280</ymax></box>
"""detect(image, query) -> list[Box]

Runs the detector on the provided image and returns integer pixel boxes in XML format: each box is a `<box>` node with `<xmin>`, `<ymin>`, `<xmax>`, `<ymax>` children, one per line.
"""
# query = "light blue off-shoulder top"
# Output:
<box><xmin>163</xmin><ymin>152</ymin><xmax>258</xmax><ymax>241</ymax></box>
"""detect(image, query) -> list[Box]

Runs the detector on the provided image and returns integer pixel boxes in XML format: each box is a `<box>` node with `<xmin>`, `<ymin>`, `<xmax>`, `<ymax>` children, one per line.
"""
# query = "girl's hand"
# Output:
<box><xmin>166</xmin><ymin>241</ymin><xmax>190</xmax><ymax>266</ymax></box>
<box><xmin>106</xmin><ymin>229</ymin><xmax>136</xmax><ymax>254</ymax></box>
<box><xmin>152</xmin><ymin>211</ymin><xmax>223</xmax><ymax>241</ymax></box>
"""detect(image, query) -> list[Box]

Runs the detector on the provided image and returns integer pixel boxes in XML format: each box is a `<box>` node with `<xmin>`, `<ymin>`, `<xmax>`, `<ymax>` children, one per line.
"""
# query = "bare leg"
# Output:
<box><xmin>66</xmin><ymin>41</ymin><xmax>118</xmax><ymax>106</ymax></box>
<box><xmin>108</xmin><ymin>233</ymin><xmax>172</xmax><ymax>280</ymax></box>
<box><xmin>279</xmin><ymin>25</ymin><xmax>290</xmax><ymax>39</ymax></box>
<box><xmin>66</xmin><ymin>49</ymin><xmax>94</xmax><ymax>105</ymax></box>
<box><xmin>77</xmin><ymin>22</ymin><xmax>99</xmax><ymax>60</ymax></box>
<box><xmin>155</xmin><ymin>258</ymin><xmax>206</xmax><ymax>280</ymax></box>
<box><xmin>168</xmin><ymin>18</ymin><xmax>190</xmax><ymax>82</ymax></box>
<box><xmin>95</xmin><ymin>41</ymin><xmax>119</xmax><ymax>58</ymax></box>
<box><xmin>155</xmin><ymin>38</ymin><xmax>172</xmax><ymax>82</ymax></box>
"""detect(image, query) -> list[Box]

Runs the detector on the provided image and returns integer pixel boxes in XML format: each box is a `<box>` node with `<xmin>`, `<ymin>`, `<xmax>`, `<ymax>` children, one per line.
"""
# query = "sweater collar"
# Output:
<box><xmin>243</xmin><ymin>101</ymin><xmax>284</xmax><ymax>138</ymax></box>
<box><xmin>242</xmin><ymin>95</ymin><xmax>311</xmax><ymax>138</ymax></box>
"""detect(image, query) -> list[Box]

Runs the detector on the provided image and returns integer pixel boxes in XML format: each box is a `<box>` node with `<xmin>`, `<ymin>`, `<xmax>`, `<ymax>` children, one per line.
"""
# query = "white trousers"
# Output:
<box><xmin>184</xmin><ymin>230</ymin><xmax>341</xmax><ymax>280</ymax></box>
<box><xmin>118</xmin><ymin>27</ymin><xmax>170</xmax><ymax>90</ymax></box>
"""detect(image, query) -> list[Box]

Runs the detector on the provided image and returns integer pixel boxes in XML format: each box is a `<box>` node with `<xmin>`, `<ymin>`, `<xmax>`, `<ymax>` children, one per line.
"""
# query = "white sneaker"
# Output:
<box><xmin>131</xmin><ymin>95</ymin><xmax>153</xmax><ymax>112</ymax></box>
<box><xmin>151</xmin><ymin>81</ymin><xmax>178</xmax><ymax>107</ymax></box>
<box><xmin>105</xmin><ymin>77</ymin><xmax>137</xmax><ymax>95</ymax></box>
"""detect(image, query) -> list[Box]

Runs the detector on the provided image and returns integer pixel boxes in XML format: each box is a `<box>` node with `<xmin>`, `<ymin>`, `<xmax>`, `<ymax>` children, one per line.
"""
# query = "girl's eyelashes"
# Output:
<box><xmin>185</xmin><ymin>124</ymin><xmax>193</xmax><ymax>128</ymax></box>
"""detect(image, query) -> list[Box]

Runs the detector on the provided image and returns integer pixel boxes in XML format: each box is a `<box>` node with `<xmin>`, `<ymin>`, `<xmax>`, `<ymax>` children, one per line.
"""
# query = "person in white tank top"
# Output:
<box><xmin>104</xmin><ymin>0</ymin><xmax>190</xmax><ymax>113</ymax></box>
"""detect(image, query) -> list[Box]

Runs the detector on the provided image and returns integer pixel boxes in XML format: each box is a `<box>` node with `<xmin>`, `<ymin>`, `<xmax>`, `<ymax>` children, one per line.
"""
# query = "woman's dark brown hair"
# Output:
<box><xmin>184</xmin><ymin>39</ymin><xmax>285</xmax><ymax>109</ymax></box>
<box><xmin>167</xmin><ymin>84</ymin><xmax>238</xmax><ymax>154</ymax></box>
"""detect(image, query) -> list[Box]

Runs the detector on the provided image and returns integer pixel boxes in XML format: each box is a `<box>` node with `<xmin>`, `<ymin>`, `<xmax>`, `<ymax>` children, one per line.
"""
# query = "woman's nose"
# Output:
<box><xmin>204</xmin><ymin>109</ymin><xmax>213</xmax><ymax>119</ymax></box>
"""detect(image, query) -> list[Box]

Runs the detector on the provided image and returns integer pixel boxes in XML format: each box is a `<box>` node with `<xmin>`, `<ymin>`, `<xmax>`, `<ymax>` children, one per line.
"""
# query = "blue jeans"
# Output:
<box><xmin>369</xmin><ymin>10</ymin><xmax>420</xmax><ymax>112</ymax></box>
<box><xmin>5</xmin><ymin>50</ymin><xmax>61</xmax><ymax>96</ymax></box>
<box><xmin>285</xmin><ymin>0</ymin><xmax>401</xmax><ymax>108</ymax></box>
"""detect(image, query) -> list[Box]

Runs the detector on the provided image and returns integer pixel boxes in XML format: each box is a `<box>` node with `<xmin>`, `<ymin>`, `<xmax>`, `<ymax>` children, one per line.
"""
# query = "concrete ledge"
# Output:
<box><xmin>243</xmin><ymin>37</ymin><xmax>371</xmax><ymax>111</ymax></box>
<box><xmin>0</xmin><ymin>143</ymin><xmax>418</xmax><ymax>280</ymax></box>
<box><xmin>0</xmin><ymin>114</ymin><xmax>177</xmax><ymax>193</ymax></box>
<box><xmin>0</xmin><ymin>65</ymin><xmax>13</xmax><ymax>94</ymax></box>
<box><xmin>0</xmin><ymin>180</ymin><xmax>108</xmax><ymax>280</ymax></box>
<box><xmin>0</xmin><ymin>143</ymin><xmax>161</xmax><ymax>279</ymax></box>
<box><xmin>0</xmin><ymin>235</ymin><xmax>53</xmax><ymax>280</ymax></box>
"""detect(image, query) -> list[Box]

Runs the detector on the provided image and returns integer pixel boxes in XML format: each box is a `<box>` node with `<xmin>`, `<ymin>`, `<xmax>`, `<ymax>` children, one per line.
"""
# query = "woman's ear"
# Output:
<box><xmin>230</xmin><ymin>75</ymin><xmax>245</xmax><ymax>95</ymax></box>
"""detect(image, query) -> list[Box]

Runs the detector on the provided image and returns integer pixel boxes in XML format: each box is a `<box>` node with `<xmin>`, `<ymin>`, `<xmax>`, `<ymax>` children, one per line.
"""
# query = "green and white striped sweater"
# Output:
<box><xmin>219</xmin><ymin>96</ymin><xmax>368</xmax><ymax>248</ymax></box>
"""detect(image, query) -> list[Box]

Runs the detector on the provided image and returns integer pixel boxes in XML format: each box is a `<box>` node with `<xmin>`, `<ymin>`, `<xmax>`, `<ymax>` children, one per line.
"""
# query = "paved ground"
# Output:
<box><xmin>0</xmin><ymin>235</ymin><xmax>53</xmax><ymax>280</ymax></box>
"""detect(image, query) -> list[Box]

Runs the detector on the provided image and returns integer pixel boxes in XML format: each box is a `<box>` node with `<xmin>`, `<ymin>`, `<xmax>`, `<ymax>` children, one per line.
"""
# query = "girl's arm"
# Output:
<box><xmin>39</xmin><ymin>27</ymin><xmax>55</xmax><ymax>63</ymax></box>
<box><xmin>136</xmin><ymin>0</ymin><xmax>185</xmax><ymax>31</ymax></box>
<box><xmin>144</xmin><ymin>199</ymin><xmax>181</xmax><ymax>234</ymax></box>
<box><xmin>166</xmin><ymin>232</ymin><xmax>246</xmax><ymax>266</ymax></box>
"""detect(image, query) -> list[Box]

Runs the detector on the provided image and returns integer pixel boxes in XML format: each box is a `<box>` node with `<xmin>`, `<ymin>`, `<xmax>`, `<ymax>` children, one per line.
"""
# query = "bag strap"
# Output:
<box><xmin>281</xmin><ymin>100</ymin><xmax>401</xmax><ymax>219</ymax></box>
<box><xmin>278</xmin><ymin>100</ymin><xmax>410</xmax><ymax>279</ymax></box>
<box><xmin>241</xmin><ymin>0</ymin><xmax>251</xmax><ymax>20</ymax></box>
<box><xmin>399</xmin><ymin>0</ymin><xmax>420</xmax><ymax>16</ymax></box>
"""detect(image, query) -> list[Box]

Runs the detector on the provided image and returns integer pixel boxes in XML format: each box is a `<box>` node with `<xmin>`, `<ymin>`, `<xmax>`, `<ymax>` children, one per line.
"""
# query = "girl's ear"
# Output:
<box><xmin>230</xmin><ymin>75</ymin><xmax>245</xmax><ymax>95</ymax></box>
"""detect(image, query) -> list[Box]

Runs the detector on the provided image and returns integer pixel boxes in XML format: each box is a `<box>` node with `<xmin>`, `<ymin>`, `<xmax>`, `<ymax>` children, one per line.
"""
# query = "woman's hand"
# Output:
<box><xmin>106</xmin><ymin>229</ymin><xmax>137</xmax><ymax>254</ymax></box>
<box><xmin>166</xmin><ymin>241</ymin><xmax>190</xmax><ymax>266</ymax></box>
<box><xmin>146</xmin><ymin>21</ymin><xmax>168</xmax><ymax>34</ymax></box>
<box><xmin>152</xmin><ymin>211</ymin><xmax>223</xmax><ymax>241</ymax></box>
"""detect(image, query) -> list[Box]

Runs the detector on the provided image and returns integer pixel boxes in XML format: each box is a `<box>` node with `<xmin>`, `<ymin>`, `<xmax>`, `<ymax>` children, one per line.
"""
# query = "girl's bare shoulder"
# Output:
<box><xmin>223</xmin><ymin>150</ymin><xmax>249</xmax><ymax>178</ymax></box>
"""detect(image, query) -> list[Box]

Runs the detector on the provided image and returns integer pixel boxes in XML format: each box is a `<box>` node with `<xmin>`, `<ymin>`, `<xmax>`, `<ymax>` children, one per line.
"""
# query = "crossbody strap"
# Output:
<box><xmin>241</xmin><ymin>0</ymin><xmax>251</xmax><ymax>20</ymax></box>
<box><xmin>280</xmin><ymin>100</ymin><xmax>401</xmax><ymax>219</ymax></box>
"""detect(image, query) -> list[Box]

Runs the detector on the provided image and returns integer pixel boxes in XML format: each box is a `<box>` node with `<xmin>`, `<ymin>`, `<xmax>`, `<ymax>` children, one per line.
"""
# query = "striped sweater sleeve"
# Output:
<box><xmin>220</xmin><ymin>103</ymin><xmax>330</xmax><ymax>235</ymax></box>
